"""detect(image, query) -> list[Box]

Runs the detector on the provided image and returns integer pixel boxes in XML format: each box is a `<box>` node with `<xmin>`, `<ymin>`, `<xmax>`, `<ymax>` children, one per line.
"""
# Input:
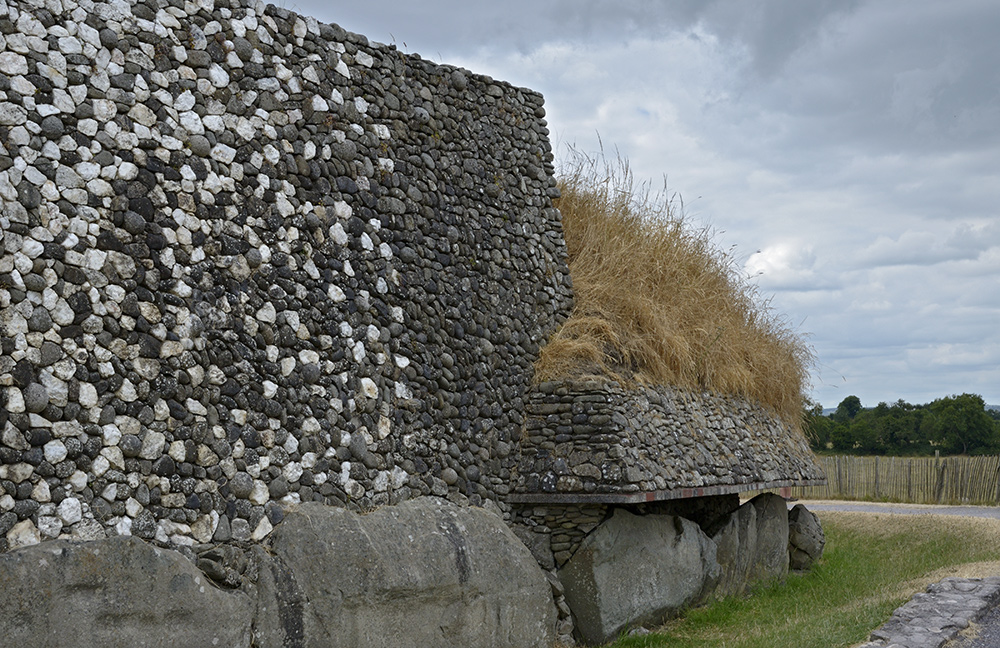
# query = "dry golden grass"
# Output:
<box><xmin>536</xmin><ymin>152</ymin><xmax>813</xmax><ymax>425</ymax></box>
<box><xmin>820</xmin><ymin>510</ymin><xmax>1000</xmax><ymax>546</ymax></box>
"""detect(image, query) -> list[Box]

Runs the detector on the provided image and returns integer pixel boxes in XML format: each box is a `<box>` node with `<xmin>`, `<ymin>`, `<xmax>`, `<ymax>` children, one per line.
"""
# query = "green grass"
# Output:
<box><xmin>602</xmin><ymin>511</ymin><xmax>1000</xmax><ymax>648</ymax></box>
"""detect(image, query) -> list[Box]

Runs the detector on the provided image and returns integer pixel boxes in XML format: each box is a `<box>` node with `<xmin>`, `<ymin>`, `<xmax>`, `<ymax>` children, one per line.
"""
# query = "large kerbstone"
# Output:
<box><xmin>749</xmin><ymin>493</ymin><xmax>790</xmax><ymax>582</ymax></box>
<box><xmin>0</xmin><ymin>536</ymin><xmax>254</xmax><ymax>648</ymax></box>
<box><xmin>255</xmin><ymin>498</ymin><xmax>556</xmax><ymax>648</ymax></box>
<box><xmin>788</xmin><ymin>504</ymin><xmax>825</xmax><ymax>571</ymax></box>
<box><xmin>710</xmin><ymin>493</ymin><xmax>789</xmax><ymax>598</ymax></box>
<box><xmin>711</xmin><ymin>499</ymin><xmax>759</xmax><ymax>598</ymax></box>
<box><xmin>560</xmin><ymin>509</ymin><xmax>719</xmax><ymax>645</ymax></box>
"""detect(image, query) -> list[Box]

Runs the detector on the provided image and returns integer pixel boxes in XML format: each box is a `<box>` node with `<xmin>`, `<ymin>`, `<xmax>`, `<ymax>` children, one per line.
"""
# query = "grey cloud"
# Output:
<box><xmin>299</xmin><ymin>0</ymin><xmax>704</xmax><ymax>58</ymax></box>
<box><xmin>854</xmin><ymin>222</ymin><xmax>1000</xmax><ymax>268</ymax></box>
<box><xmin>292</xmin><ymin>0</ymin><xmax>1000</xmax><ymax>406</ymax></box>
<box><xmin>695</xmin><ymin>0</ymin><xmax>861</xmax><ymax>79</ymax></box>
<box><xmin>744</xmin><ymin>2</ymin><xmax>1000</xmax><ymax>156</ymax></box>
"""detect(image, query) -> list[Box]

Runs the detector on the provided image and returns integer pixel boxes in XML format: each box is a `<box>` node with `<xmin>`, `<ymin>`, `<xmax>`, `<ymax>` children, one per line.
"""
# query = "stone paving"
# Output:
<box><xmin>857</xmin><ymin>577</ymin><xmax>1000</xmax><ymax>648</ymax></box>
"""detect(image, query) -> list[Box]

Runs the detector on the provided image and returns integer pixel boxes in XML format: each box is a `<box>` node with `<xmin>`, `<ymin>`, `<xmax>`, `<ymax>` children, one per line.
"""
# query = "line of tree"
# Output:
<box><xmin>804</xmin><ymin>394</ymin><xmax>1000</xmax><ymax>456</ymax></box>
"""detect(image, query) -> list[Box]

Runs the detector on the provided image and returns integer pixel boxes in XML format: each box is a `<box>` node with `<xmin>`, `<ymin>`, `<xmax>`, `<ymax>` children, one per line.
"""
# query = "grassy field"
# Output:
<box><xmin>601</xmin><ymin>511</ymin><xmax>1000</xmax><ymax>648</ymax></box>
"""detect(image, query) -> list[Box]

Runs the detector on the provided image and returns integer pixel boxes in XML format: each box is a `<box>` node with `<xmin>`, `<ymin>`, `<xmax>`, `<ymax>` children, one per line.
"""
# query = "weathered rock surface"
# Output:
<box><xmin>749</xmin><ymin>493</ymin><xmax>790</xmax><ymax>582</ymax></box>
<box><xmin>711</xmin><ymin>493</ymin><xmax>790</xmax><ymax>598</ymax></box>
<box><xmin>788</xmin><ymin>503</ymin><xmax>825</xmax><ymax>571</ymax></box>
<box><xmin>859</xmin><ymin>577</ymin><xmax>1000</xmax><ymax>648</ymax></box>
<box><xmin>0</xmin><ymin>498</ymin><xmax>554</xmax><ymax>648</ymax></box>
<box><xmin>711</xmin><ymin>498</ymin><xmax>759</xmax><ymax>598</ymax></box>
<box><xmin>560</xmin><ymin>509</ymin><xmax>719</xmax><ymax>645</ymax></box>
<box><xmin>0</xmin><ymin>536</ymin><xmax>255</xmax><ymax>648</ymax></box>
<box><xmin>256</xmin><ymin>498</ymin><xmax>556</xmax><ymax>648</ymax></box>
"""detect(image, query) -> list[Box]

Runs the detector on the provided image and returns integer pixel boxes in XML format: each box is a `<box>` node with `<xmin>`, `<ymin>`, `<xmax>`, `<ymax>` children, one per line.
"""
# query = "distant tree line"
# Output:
<box><xmin>805</xmin><ymin>394</ymin><xmax>1000</xmax><ymax>456</ymax></box>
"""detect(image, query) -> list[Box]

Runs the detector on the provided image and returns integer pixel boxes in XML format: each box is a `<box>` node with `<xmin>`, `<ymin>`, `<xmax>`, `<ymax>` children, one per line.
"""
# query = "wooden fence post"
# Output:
<box><xmin>894</xmin><ymin>457</ymin><xmax>899</xmax><ymax>500</ymax></box>
<box><xmin>907</xmin><ymin>459</ymin><xmax>913</xmax><ymax>502</ymax></box>
<box><xmin>935</xmin><ymin>456</ymin><xmax>946</xmax><ymax>504</ymax></box>
<box><xmin>995</xmin><ymin>460</ymin><xmax>1000</xmax><ymax>504</ymax></box>
<box><xmin>874</xmin><ymin>455</ymin><xmax>880</xmax><ymax>500</ymax></box>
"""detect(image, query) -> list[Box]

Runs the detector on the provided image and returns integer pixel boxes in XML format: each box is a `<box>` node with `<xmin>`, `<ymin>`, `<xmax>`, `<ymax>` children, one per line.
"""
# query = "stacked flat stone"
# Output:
<box><xmin>513</xmin><ymin>502</ymin><xmax>607</xmax><ymax>568</ymax></box>
<box><xmin>0</xmin><ymin>0</ymin><xmax>572</xmax><ymax>550</ymax></box>
<box><xmin>515</xmin><ymin>379</ymin><xmax>825</xmax><ymax>499</ymax></box>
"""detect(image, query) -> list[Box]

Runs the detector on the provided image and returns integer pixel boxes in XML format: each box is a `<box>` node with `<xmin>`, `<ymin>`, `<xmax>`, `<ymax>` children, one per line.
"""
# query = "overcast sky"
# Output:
<box><xmin>287</xmin><ymin>0</ymin><xmax>1000</xmax><ymax>409</ymax></box>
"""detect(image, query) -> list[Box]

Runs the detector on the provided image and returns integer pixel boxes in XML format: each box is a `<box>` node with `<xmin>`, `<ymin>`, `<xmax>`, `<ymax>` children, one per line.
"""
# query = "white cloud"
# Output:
<box><xmin>745</xmin><ymin>242</ymin><xmax>830</xmax><ymax>292</ymax></box>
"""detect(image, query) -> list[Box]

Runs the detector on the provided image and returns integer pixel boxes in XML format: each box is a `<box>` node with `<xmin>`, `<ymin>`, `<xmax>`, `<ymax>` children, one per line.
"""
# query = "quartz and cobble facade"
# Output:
<box><xmin>0</xmin><ymin>0</ymin><xmax>822</xmax><ymax>560</ymax></box>
<box><xmin>0</xmin><ymin>0</ymin><xmax>572</xmax><ymax>550</ymax></box>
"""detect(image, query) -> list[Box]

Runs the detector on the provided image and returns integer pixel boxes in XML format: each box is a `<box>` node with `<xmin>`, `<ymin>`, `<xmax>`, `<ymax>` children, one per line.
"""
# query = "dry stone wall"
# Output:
<box><xmin>514</xmin><ymin>379</ymin><xmax>825</xmax><ymax>502</ymax></box>
<box><xmin>0</xmin><ymin>0</ymin><xmax>573</xmax><ymax>550</ymax></box>
<box><xmin>0</xmin><ymin>2</ymin><xmax>827</xmax><ymax>645</ymax></box>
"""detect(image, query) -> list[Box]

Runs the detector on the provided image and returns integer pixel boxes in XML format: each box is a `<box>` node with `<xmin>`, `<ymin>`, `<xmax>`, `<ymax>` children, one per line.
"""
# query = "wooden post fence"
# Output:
<box><xmin>785</xmin><ymin>455</ymin><xmax>1000</xmax><ymax>506</ymax></box>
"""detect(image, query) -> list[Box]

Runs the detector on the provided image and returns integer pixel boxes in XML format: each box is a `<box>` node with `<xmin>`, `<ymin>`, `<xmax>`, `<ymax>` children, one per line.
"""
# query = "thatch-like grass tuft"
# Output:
<box><xmin>534</xmin><ymin>151</ymin><xmax>813</xmax><ymax>426</ymax></box>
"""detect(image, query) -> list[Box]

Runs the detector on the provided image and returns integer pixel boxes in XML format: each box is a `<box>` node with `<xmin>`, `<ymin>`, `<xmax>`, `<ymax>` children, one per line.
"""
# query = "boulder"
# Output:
<box><xmin>560</xmin><ymin>509</ymin><xmax>719</xmax><ymax>645</ymax></box>
<box><xmin>749</xmin><ymin>492</ymin><xmax>790</xmax><ymax>582</ymax></box>
<box><xmin>0</xmin><ymin>536</ymin><xmax>255</xmax><ymax>648</ymax></box>
<box><xmin>711</xmin><ymin>499</ymin><xmax>758</xmax><ymax>598</ymax></box>
<box><xmin>711</xmin><ymin>493</ymin><xmax>790</xmax><ymax>598</ymax></box>
<box><xmin>254</xmin><ymin>497</ymin><xmax>556</xmax><ymax>648</ymax></box>
<box><xmin>0</xmin><ymin>499</ymin><xmax>555</xmax><ymax>648</ymax></box>
<box><xmin>788</xmin><ymin>504</ymin><xmax>825</xmax><ymax>571</ymax></box>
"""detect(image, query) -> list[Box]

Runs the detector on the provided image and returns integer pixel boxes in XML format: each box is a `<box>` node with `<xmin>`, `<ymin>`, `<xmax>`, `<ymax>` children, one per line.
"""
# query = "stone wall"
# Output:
<box><xmin>513</xmin><ymin>379</ymin><xmax>825</xmax><ymax>503</ymax></box>
<box><xmin>0</xmin><ymin>0</ymin><xmax>573</xmax><ymax>549</ymax></box>
<box><xmin>509</xmin><ymin>378</ymin><xmax>824</xmax><ymax>582</ymax></box>
<box><xmin>0</xmin><ymin>2</ymin><xmax>829</xmax><ymax>644</ymax></box>
<box><xmin>0</xmin><ymin>0</ymin><xmax>825</xmax><ymax>563</ymax></box>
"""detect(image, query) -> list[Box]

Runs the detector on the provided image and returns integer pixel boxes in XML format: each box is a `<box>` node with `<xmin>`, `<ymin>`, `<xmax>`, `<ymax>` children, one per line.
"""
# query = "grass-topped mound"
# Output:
<box><xmin>534</xmin><ymin>153</ymin><xmax>812</xmax><ymax>426</ymax></box>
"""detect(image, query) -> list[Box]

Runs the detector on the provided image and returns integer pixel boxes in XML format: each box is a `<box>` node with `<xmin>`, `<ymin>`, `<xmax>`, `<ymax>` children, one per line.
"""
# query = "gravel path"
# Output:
<box><xmin>948</xmin><ymin>603</ymin><xmax>1000</xmax><ymax>647</ymax></box>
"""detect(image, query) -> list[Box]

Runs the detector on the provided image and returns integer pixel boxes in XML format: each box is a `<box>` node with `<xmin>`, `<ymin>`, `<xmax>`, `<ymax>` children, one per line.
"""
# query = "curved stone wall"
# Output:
<box><xmin>0</xmin><ymin>0</ymin><xmax>824</xmax><ymax>561</ymax></box>
<box><xmin>513</xmin><ymin>379</ymin><xmax>825</xmax><ymax>503</ymax></box>
<box><xmin>0</xmin><ymin>0</ymin><xmax>573</xmax><ymax>548</ymax></box>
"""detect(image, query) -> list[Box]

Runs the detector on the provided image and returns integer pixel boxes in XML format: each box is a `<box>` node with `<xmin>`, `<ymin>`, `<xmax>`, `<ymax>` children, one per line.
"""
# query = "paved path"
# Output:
<box><xmin>795</xmin><ymin>499</ymin><xmax>1000</xmax><ymax>648</ymax></box>
<box><xmin>794</xmin><ymin>499</ymin><xmax>1000</xmax><ymax>519</ymax></box>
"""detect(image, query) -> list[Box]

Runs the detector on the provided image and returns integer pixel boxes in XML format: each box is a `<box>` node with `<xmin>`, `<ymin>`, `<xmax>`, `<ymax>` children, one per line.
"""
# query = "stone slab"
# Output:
<box><xmin>0</xmin><ymin>536</ymin><xmax>254</xmax><ymax>648</ymax></box>
<box><xmin>258</xmin><ymin>498</ymin><xmax>556</xmax><ymax>648</ymax></box>
<box><xmin>560</xmin><ymin>508</ymin><xmax>718</xmax><ymax>645</ymax></box>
